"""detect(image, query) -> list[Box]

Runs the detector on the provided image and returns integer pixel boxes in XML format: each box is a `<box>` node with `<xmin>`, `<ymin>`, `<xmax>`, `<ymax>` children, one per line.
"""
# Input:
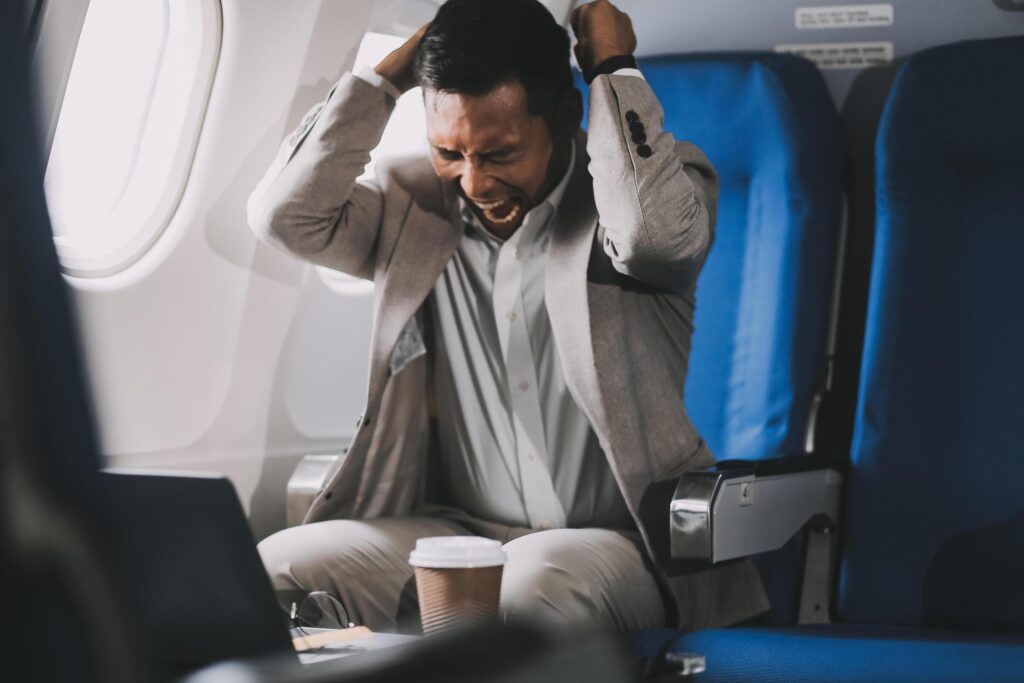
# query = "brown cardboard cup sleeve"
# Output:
<box><xmin>409</xmin><ymin>536</ymin><xmax>507</xmax><ymax>635</ymax></box>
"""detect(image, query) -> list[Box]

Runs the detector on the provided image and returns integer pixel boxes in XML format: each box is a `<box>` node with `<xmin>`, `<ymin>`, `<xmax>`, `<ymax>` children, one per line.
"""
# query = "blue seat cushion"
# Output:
<box><xmin>658</xmin><ymin>625</ymin><xmax>1024</xmax><ymax>682</ymax></box>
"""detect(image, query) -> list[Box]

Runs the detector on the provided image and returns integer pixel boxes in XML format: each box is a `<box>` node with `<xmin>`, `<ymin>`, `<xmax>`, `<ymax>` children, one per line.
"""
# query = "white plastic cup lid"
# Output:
<box><xmin>408</xmin><ymin>536</ymin><xmax>507</xmax><ymax>569</ymax></box>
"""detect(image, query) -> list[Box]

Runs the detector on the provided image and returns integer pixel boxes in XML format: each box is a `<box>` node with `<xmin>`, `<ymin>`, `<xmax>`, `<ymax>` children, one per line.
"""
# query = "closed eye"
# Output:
<box><xmin>483</xmin><ymin>149</ymin><xmax>514</xmax><ymax>162</ymax></box>
<box><xmin>434</xmin><ymin>147</ymin><xmax>462</xmax><ymax>161</ymax></box>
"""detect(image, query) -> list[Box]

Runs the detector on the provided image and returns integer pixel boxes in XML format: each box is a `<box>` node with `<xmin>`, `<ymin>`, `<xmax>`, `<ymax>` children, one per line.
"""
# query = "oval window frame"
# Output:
<box><xmin>49</xmin><ymin>0</ymin><xmax>222</xmax><ymax>278</ymax></box>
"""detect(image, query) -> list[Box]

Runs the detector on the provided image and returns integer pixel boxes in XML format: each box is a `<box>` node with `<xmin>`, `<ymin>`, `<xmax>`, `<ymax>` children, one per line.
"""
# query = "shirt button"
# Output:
<box><xmin>506</xmin><ymin>311</ymin><xmax>517</xmax><ymax>321</ymax></box>
<box><xmin>518</xmin><ymin>380</ymin><xmax>529</xmax><ymax>392</ymax></box>
<box><xmin>527</xmin><ymin>452</ymin><xmax>535</xmax><ymax>461</ymax></box>
<box><xmin>512</xmin><ymin>247</ymin><xmax>520</xmax><ymax>258</ymax></box>
<box><xmin>538</xmin><ymin>522</ymin><xmax>552</xmax><ymax>530</ymax></box>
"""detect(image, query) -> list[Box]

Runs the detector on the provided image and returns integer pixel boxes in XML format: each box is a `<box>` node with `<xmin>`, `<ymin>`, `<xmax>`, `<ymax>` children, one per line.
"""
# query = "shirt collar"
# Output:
<box><xmin>459</xmin><ymin>140</ymin><xmax>576</xmax><ymax>245</ymax></box>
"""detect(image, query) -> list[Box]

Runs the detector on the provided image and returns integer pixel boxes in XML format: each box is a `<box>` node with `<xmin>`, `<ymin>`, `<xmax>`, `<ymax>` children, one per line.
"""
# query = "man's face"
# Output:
<box><xmin>425</xmin><ymin>80</ymin><xmax>569</xmax><ymax>238</ymax></box>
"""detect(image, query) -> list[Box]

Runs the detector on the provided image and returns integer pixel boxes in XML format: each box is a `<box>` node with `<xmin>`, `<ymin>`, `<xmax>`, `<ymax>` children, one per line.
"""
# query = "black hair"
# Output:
<box><xmin>414</xmin><ymin>0</ymin><xmax>573</xmax><ymax>117</ymax></box>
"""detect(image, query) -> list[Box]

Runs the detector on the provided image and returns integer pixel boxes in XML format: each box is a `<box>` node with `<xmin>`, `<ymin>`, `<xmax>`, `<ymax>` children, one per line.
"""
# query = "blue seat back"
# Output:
<box><xmin>583</xmin><ymin>54</ymin><xmax>843</xmax><ymax>461</ymax></box>
<box><xmin>840</xmin><ymin>36</ymin><xmax>1024</xmax><ymax>629</ymax></box>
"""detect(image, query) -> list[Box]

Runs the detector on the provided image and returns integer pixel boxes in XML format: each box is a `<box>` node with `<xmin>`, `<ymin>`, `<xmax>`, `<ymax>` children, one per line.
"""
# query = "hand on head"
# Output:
<box><xmin>376</xmin><ymin>2</ymin><xmax>638</xmax><ymax>95</ymax></box>
<box><xmin>569</xmin><ymin>0</ymin><xmax>637</xmax><ymax>75</ymax></box>
<box><xmin>374</xmin><ymin>23</ymin><xmax>429</xmax><ymax>95</ymax></box>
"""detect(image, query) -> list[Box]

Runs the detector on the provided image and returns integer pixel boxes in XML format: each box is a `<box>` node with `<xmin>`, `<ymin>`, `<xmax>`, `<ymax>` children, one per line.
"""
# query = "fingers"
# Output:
<box><xmin>570</xmin><ymin>0</ymin><xmax>623</xmax><ymax>38</ymax></box>
<box><xmin>409</xmin><ymin>22</ymin><xmax>429</xmax><ymax>48</ymax></box>
<box><xmin>570</xmin><ymin>1</ymin><xmax>603</xmax><ymax>37</ymax></box>
<box><xmin>570</xmin><ymin>0</ymin><xmax>635</xmax><ymax>75</ymax></box>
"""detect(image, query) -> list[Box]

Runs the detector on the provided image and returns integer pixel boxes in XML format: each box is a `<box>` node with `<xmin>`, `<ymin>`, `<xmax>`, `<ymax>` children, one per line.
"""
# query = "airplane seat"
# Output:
<box><xmin>660</xmin><ymin>36</ymin><xmax>1024</xmax><ymax>681</ymax></box>
<box><xmin>583</xmin><ymin>51</ymin><xmax>846</xmax><ymax>632</ymax></box>
<box><xmin>651</xmin><ymin>54</ymin><xmax>843</xmax><ymax>468</ymax></box>
<box><xmin>579</xmin><ymin>53</ymin><xmax>844</xmax><ymax>464</ymax></box>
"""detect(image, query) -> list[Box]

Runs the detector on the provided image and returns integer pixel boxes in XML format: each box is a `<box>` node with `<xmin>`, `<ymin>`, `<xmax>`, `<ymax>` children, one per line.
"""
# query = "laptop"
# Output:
<box><xmin>99</xmin><ymin>469</ymin><xmax>295</xmax><ymax>677</ymax></box>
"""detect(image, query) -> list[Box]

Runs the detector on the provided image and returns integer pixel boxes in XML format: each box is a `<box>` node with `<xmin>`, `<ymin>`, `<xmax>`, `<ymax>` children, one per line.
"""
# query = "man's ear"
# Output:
<box><xmin>557</xmin><ymin>87</ymin><xmax>584</xmax><ymax>139</ymax></box>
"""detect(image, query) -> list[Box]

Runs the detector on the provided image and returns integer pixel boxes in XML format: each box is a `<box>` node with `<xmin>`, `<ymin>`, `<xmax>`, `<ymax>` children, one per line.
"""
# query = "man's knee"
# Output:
<box><xmin>257</xmin><ymin>522</ymin><xmax>334</xmax><ymax>590</ymax></box>
<box><xmin>499</xmin><ymin>529</ymin><xmax>666</xmax><ymax>630</ymax></box>
<box><xmin>500</xmin><ymin>531</ymin><xmax>594</xmax><ymax>624</ymax></box>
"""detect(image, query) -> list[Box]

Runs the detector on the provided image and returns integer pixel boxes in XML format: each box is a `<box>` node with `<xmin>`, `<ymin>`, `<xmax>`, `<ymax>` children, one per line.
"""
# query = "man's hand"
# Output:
<box><xmin>374</xmin><ymin>24</ymin><xmax>429</xmax><ymax>95</ymax></box>
<box><xmin>569</xmin><ymin>0</ymin><xmax>637</xmax><ymax>76</ymax></box>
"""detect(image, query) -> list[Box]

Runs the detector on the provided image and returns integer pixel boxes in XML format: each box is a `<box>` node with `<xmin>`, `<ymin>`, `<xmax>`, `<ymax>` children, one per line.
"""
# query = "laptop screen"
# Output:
<box><xmin>99</xmin><ymin>470</ymin><xmax>294</xmax><ymax>675</ymax></box>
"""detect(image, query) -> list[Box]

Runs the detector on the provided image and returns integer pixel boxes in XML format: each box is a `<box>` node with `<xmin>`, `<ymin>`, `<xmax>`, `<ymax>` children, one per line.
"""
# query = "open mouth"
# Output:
<box><xmin>472</xmin><ymin>197</ymin><xmax>522</xmax><ymax>226</ymax></box>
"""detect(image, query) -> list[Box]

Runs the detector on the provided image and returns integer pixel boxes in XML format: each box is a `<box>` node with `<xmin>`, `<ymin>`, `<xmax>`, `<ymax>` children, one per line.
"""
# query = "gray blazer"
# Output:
<box><xmin>248</xmin><ymin>72</ymin><xmax>769</xmax><ymax>630</ymax></box>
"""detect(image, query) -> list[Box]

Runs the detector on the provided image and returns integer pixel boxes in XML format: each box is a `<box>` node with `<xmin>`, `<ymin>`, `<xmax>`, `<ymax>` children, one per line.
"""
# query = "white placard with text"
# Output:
<box><xmin>796</xmin><ymin>4</ymin><xmax>894</xmax><ymax>29</ymax></box>
<box><xmin>776</xmin><ymin>41</ymin><xmax>894</xmax><ymax>69</ymax></box>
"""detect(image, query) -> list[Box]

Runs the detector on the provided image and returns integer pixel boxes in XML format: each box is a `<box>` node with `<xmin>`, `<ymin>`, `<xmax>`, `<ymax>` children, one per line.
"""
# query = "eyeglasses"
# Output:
<box><xmin>289</xmin><ymin>591</ymin><xmax>356</xmax><ymax>652</ymax></box>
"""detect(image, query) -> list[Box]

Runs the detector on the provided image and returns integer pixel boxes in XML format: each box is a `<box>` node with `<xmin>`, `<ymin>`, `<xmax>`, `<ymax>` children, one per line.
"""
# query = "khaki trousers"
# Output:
<box><xmin>257</xmin><ymin>508</ymin><xmax>667</xmax><ymax>634</ymax></box>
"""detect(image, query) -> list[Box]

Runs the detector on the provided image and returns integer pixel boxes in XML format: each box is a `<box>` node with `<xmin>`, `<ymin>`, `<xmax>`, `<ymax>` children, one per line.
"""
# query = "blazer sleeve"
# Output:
<box><xmin>586</xmin><ymin>73</ymin><xmax>719</xmax><ymax>291</ymax></box>
<box><xmin>246</xmin><ymin>73</ymin><xmax>396</xmax><ymax>281</ymax></box>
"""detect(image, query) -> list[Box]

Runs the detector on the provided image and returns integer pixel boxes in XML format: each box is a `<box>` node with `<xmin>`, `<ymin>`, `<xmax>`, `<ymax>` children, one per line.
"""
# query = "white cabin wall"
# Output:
<box><xmin>67</xmin><ymin>0</ymin><xmax>375</xmax><ymax>539</ymax></box>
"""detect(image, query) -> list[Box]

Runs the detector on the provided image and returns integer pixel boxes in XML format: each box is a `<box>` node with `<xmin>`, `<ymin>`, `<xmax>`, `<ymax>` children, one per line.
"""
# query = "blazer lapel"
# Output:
<box><xmin>548</xmin><ymin>133</ymin><xmax>599</xmax><ymax>288</ymax></box>
<box><xmin>546</xmin><ymin>134</ymin><xmax>638</xmax><ymax>492</ymax></box>
<box><xmin>546</xmin><ymin>133</ymin><xmax>606</xmax><ymax>427</ymax></box>
<box><xmin>367</xmin><ymin>189</ymin><xmax>462</xmax><ymax>401</ymax></box>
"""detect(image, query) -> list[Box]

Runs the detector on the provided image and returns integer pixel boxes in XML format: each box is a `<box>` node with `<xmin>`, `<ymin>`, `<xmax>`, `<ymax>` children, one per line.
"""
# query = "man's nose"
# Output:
<box><xmin>460</xmin><ymin>162</ymin><xmax>498</xmax><ymax>199</ymax></box>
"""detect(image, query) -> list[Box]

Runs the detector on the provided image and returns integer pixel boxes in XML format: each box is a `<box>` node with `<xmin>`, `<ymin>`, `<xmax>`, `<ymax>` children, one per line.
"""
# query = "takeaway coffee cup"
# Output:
<box><xmin>409</xmin><ymin>536</ymin><xmax>507</xmax><ymax>635</ymax></box>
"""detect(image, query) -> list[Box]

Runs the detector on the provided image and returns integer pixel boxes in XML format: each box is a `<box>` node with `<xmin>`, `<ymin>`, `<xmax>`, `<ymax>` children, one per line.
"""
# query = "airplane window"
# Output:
<box><xmin>317</xmin><ymin>31</ymin><xmax>428</xmax><ymax>295</ymax></box>
<box><xmin>44</xmin><ymin>0</ymin><xmax>220</xmax><ymax>278</ymax></box>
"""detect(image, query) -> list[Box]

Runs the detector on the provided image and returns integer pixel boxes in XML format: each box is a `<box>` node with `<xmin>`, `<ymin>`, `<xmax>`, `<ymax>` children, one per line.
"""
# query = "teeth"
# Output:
<box><xmin>470</xmin><ymin>197</ymin><xmax>521</xmax><ymax>226</ymax></box>
<box><xmin>483</xmin><ymin>203</ymin><xmax>520</xmax><ymax>225</ymax></box>
<box><xmin>473</xmin><ymin>199</ymin><xmax>507</xmax><ymax>210</ymax></box>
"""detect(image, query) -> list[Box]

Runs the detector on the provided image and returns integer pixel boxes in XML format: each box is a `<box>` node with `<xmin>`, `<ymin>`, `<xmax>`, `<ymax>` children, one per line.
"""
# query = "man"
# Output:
<box><xmin>250</xmin><ymin>0</ymin><xmax>767</xmax><ymax>633</ymax></box>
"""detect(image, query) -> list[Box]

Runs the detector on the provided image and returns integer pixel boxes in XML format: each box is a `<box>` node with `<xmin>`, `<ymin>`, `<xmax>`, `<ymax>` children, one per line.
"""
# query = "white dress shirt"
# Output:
<box><xmin>430</xmin><ymin>144</ymin><xmax>632</xmax><ymax>531</ymax></box>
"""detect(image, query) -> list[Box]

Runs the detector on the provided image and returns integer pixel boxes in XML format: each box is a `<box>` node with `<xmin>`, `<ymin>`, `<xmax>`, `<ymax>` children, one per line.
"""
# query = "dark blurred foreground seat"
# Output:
<box><xmin>185</xmin><ymin>622</ymin><xmax>632</xmax><ymax>683</ymax></box>
<box><xmin>655</xmin><ymin>36</ymin><xmax>1024</xmax><ymax>681</ymax></box>
<box><xmin>0</xmin><ymin>1</ymin><xmax>141</xmax><ymax>681</ymax></box>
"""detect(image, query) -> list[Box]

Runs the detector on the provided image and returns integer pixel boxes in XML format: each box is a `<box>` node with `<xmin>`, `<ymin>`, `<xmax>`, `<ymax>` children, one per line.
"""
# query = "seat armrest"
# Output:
<box><xmin>286</xmin><ymin>454</ymin><xmax>345</xmax><ymax>527</ymax></box>
<box><xmin>670</xmin><ymin>456</ymin><xmax>843</xmax><ymax>563</ymax></box>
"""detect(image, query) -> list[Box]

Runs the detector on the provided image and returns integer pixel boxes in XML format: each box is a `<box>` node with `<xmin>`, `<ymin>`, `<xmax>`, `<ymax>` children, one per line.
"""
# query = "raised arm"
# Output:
<box><xmin>572</xmin><ymin>0</ymin><xmax>718</xmax><ymax>291</ymax></box>
<box><xmin>246</xmin><ymin>28</ymin><xmax>426</xmax><ymax>280</ymax></box>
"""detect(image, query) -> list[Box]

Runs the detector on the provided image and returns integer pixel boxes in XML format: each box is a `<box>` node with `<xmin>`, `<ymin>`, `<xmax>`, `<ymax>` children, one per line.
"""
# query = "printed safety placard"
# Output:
<box><xmin>796</xmin><ymin>4</ymin><xmax>894</xmax><ymax>29</ymax></box>
<box><xmin>775</xmin><ymin>41</ymin><xmax>894</xmax><ymax>69</ymax></box>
